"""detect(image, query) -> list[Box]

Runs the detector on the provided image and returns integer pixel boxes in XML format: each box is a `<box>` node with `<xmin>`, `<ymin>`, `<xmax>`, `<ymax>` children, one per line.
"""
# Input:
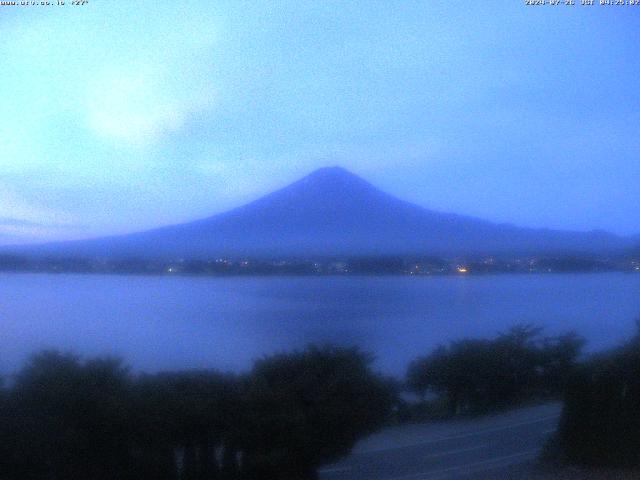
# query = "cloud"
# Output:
<box><xmin>0</xmin><ymin>185</ymin><xmax>78</xmax><ymax>242</ymax></box>
<box><xmin>0</xmin><ymin>218</ymin><xmax>49</xmax><ymax>228</ymax></box>
<box><xmin>0</xmin><ymin>217</ymin><xmax>83</xmax><ymax>230</ymax></box>
<box><xmin>86</xmin><ymin>65</ymin><xmax>215</xmax><ymax>147</ymax></box>
<box><xmin>2</xmin><ymin>1</ymin><xmax>219</xmax><ymax>167</ymax></box>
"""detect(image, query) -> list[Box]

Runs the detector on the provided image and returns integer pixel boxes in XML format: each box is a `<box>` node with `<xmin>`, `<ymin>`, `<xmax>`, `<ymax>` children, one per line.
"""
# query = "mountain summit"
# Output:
<box><xmin>13</xmin><ymin>167</ymin><xmax>632</xmax><ymax>259</ymax></box>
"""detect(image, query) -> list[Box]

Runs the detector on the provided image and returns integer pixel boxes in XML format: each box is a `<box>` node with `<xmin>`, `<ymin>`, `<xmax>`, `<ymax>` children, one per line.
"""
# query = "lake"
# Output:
<box><xmin>1</xmin><ymin>273</ymin><xmax>639</xmax><ymax>377</ymax></box>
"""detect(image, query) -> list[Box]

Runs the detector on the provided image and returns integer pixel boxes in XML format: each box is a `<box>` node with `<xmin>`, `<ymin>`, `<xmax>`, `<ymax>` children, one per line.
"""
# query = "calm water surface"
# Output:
<box><xmin>1</xmin><ymin>273</ymin><xmax>639</xmax><ymax>376</ymax></box>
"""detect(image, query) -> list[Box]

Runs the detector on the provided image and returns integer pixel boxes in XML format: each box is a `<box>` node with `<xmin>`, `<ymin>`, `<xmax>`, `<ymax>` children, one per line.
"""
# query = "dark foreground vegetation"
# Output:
<box><xmin>3</xmin><ymin>323</ymin><xmax>640</xmax><ymax>478</ymax></box>
<box><xmin>550</xmin><ymin>323</ymin><xmax>640</xmax><ymax>468</ymax></box>
<box><xmin>404</xmin><ymin>325</ymin><xmax>585</xmax><ymax>418</ymax></box>
<box><xmin>0</xmin><ymin>347</ymin><xmax>394</xmax><ymax>480</ymax></box>
<box><xmin>405</xmin><ymin>324</ymin><xmax>640</xmax><ymax>471</ymax></box>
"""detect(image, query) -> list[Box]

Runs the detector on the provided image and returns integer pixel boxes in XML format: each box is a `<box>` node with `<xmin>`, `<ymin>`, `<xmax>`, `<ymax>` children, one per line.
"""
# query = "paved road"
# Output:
<box><xmin>320</xmin><ymin>403</ymin><xmax>561</xmax><ymax>480</ymax></box>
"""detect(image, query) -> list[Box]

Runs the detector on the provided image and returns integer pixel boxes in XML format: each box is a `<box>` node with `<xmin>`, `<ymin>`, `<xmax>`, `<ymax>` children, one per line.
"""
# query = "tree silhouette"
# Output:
<box><xmin>5</xmin><ymin>351</ymin><xmax>134</xmax><ymax>480</ymax></box>
<box><xmin>1</xmin><ymin>346</ymin><xmax>395</xmax><ymax>480</ymax></box>
<box><xmin>132</xmin><ymin>370</ymin><xmax>242</xmax><ymax>480</ymax></box>
<box><xmin>555</xmin><ymin>323</ymin><xmax>640</xmax><ymax>467</ymax></box>
<box><xmin>407</xmin><ymin>325</ymin><xmax>584</xmax><ymax>415</ymax></box>
<box><xmin>241</xmin><ymin>346</ymin><xmax>395</xmax><ymax>480</ymax></box>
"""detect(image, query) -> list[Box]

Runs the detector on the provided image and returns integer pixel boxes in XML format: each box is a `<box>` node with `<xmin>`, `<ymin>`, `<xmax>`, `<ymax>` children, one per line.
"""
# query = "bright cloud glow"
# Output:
<box><xmin>86</xmin><ymin>66</ymin><xmax>215</xmax><ymax>147</ymax></box>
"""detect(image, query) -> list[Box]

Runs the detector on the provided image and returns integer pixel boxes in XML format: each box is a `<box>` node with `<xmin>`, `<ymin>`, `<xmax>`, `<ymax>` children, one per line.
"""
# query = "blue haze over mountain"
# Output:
<box><xmin>11</xmin><ymin>167</ymin><xmax>635</xmax><ymax>259</ymax></box>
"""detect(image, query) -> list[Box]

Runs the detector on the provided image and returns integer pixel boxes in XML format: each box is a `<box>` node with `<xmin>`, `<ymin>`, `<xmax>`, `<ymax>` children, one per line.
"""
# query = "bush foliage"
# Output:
<box><xmin>406</xmin><ymin>325</ymin><xmax>584</xmax><ymax>415</ymax></box>
<box><xmin>0</xmin><ymin>346</ymin><xmax>395</xmax><ymax>480</ymax></box>
<box><xmin>554</xmin><ymin>325</ymin><xmax>640</xmax><ymax>467</ymax></box>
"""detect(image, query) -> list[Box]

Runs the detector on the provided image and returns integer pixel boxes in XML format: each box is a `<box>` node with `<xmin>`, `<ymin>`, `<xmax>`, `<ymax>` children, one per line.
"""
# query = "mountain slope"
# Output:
<box><xmin>11</xmin><ymin>167</ymin><xmax>634</xmax><ymax>259</ymax></box>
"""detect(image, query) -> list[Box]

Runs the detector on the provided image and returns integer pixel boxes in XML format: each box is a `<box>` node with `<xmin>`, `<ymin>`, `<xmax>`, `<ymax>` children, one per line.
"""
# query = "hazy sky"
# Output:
<box><xmin>1</xmin><ymin>1</ymin><xmax>639</xmax><ymax>244</ymax></box>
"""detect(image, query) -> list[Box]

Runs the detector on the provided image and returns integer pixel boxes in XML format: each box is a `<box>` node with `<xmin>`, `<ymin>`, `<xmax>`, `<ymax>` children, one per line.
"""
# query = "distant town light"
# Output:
<box><xmin>457</xmin><ymin>266</ymin><xmax>468</xmax><ymax>274</ymax></box>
